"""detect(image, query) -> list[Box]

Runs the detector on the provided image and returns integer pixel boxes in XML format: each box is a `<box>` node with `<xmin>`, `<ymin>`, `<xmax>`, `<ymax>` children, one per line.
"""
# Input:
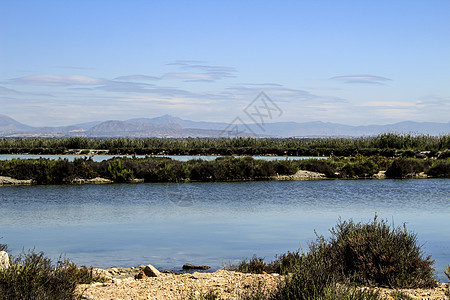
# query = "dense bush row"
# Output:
<box><xmin>1</xmin><ymin>156</ymin><xmax>449</xmax><ymax>184</ymax></box>
<box><xmin>1</xmin><ymin>133</ymin><xmax>449</xmax><ymax>156</ymax></box>
<box><xmin>230</xmin><ymin>217</ymin><xmax>438</xmax><ymax>300</ymax></box>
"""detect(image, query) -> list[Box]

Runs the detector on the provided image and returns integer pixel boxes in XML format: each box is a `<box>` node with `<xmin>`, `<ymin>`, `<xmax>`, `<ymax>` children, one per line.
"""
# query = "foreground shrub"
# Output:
<box><xmin>328</xmin><ymin>217</ymin><xmax>436</xmax><ymax>288</ymax></box>
<box><xmin>445</xmin><ymin>264</ymin><xmax>450</xmax><ymax>281</ymax></box>
<box><xmin>232</xmin><ymin>216</ymin><xmax>436</xmax><ymax>299</ymax></box>
<box><xmin>0</xmin><ymin>248</ymin><xmax>103</xmax><ymax>300</ymax></box>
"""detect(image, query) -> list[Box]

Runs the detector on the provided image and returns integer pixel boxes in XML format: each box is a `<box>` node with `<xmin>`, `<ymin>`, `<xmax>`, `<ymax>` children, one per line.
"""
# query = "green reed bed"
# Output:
<box><xmin>1</xmin><ymin>134</ymin><xmax>449</xmax><ymax>156</ymax></box>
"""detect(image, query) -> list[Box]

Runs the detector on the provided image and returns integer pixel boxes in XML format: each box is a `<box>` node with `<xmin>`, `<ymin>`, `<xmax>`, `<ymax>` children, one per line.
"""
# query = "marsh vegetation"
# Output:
<box><xmin>0</xmin><ymin>134</ymin><xmax>449</xmax><ymax>157</ymax></box>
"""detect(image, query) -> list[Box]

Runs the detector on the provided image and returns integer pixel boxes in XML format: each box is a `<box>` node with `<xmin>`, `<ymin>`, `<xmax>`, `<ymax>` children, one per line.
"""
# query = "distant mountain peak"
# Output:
<box><xmin>126</xmin><ymin>115</ymin><xmax>184</xmax><ymax>125</ymax></box>
<box><xmin>0</xmin><ymin>114</ymin><xmax>448</xmax><ymax>137</ymax></box>
<box><xmin>0</xmin><ymin>114</ymin><xmax>35</xmax><ymax>131</ymax></box>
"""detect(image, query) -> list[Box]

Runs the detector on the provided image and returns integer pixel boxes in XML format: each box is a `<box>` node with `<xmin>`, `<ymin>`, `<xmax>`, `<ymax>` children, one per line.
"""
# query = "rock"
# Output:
<box><xmin>182</xmin><ymin>264</ymin><xmax>211</xmax><ymax>270</ymax></box>
<box><xmin>0</xmin><ymin>176</ymin><xmax>33</xmax><ymax>185</ymax></box>
<box><xmin>275</xmin><ymin>170</ymin><xmax>326</xmax><ymax>181</ymax></box>
<box><xmin>111</xmin><ymin>278</ymin><xmax>121</xmax><ymax>284</ymax></box>
<box><xmin>0</xmin><ymin>251</ymin><xmax>10</xmax><ymax>270</ymax></box>
<box><xmin>92</xmin><ymin>268</ymin><xmax>113</xmax><ymax>281</ymax></box>
<box><xmin>135</xmin><ymin>270</ymin><xmax>148</xmax><ymax>280</ymax></box>
<box><xmin>143</xmin><ymin>264</ymin><xmax>161</xmax><ymax>277</ymax></box>
<box><xmin>81</xmin><ymin>295</ymin><xmax>95</xmax><ymax>300</ymax></box>
<box><xmin>415</xmin><ymin>172</ymin><xmax>428</xmax><ymax>178</ymax></box>
<box><xmin>373</xmin><ymin>170</ymin><xmax>386</xmax><ymax>179</ymax></box>
<box><xmin>72</xmin><ymin>177</ymin><xmax>113</xmax><ymax>184</ymax></box>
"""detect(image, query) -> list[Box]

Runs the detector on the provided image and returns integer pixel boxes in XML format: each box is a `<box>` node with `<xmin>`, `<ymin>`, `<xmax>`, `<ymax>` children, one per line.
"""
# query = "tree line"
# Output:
<box><xmin>0</xmin><ymin>133</ymin><xmax>449</xmax><ymax>156</ymax></box>
<box><xmin>0</xmin><ymin>155</ymin><xmax>448</xmax><ymax>184</ymax></box>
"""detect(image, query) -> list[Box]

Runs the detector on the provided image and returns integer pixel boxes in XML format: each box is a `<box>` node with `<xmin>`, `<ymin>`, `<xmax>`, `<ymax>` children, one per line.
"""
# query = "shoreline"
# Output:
<box><xmin>0</xmin><ymin>171</ymin><xmax>442</xmax><ymax>186</ymax></box>
<box><xmin>77</xmin><ymin>266</ymin><xmax>449</xmax><ymax>300</ymax></box>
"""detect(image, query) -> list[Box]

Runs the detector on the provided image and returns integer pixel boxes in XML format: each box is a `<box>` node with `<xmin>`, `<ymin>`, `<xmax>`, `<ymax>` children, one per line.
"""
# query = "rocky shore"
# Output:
<box><xmin>78</xmin><ymin>267</ymin><xmax>283</xmax><ymax>300</ymax></box>
<box><xmin>0</xmin><ymin>170</ymin><xmax>439</xmax><ymax>186</ymax></box>
<box><xmin>0</xmin><ymin>176</ymin><xmax>33</xmax><ymax>185</ymax></box>
<box><xmin>77</xmin><ymin>265</ymin><xmax>449</xmax><ymax>300</ymax></box>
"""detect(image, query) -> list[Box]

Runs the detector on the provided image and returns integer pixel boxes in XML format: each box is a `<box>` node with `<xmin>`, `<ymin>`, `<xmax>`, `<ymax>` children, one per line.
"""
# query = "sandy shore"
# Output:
<box><xmin>76</xmin><ymin>268</ymin><xmax>449</xmax><ymax>300</ymax></box>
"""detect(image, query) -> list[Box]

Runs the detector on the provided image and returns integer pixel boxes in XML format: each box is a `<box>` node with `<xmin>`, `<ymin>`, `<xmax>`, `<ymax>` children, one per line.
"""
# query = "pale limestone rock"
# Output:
<box><xmin>143</xmin><ymin>264</ymin><xmax>160</xmax><ymax>277</ymax></box>
<box><xmin>0</xmin><ymin>251</ymin><xmax>10</xmax><ymax>270</ymax></box>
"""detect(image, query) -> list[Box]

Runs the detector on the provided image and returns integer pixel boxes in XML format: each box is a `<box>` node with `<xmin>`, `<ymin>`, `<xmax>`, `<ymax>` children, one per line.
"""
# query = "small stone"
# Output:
<box><xmin>143</xmin><ymin>264</ymin><xmax>161</xmax><ymax>277</ymax></box>
<box><xmin>135</xmin><ymin>270</ymin><xmax>147</xmax><ymax>280</ymax></box>
<box><xmin>92</xmin><ymin>268</ymin><xmax>113</xmax><ymax>281</ymax></box>
<box><xmin>0</xmin><ymin>251</ymin><xmax>10</xmax><ymax>270</ymax></box>
<box><xmin>81</xmin><ymin>295</ymin><xmax>95</xmax><ymax>300</ymax></box>
<box><xmin>182</xmin><ymin>264</ymin><xmax>211</xmax><ymax>270</ymax></box>
<box><xmin>111</xmin><ymin>278</ymin><xmax>121</xmax><ymax>284</ymax></box>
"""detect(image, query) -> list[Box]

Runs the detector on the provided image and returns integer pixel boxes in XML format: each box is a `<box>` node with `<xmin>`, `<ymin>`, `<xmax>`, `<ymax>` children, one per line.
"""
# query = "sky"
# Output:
<box><xmin>1</xmin><ymin>0</ymin><xmax>449</xmax><ymax>127</ymax></box>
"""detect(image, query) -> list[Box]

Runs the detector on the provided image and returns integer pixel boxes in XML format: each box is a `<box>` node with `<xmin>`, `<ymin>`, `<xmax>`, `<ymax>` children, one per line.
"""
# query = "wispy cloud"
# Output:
<box><xmin>163</xmin><ymin>61</ymin><xmax>237</xmax><ymax>82</ymax></box>
<box><xmin>166</xmin><ymin>60</ymin><xmax>206</xmax><ymax>66</ymax></box>
<box><xmin>8</xmin><ymin>75</ymin><xmax>107</xmax><ymax>86</ymax></box>
<box><xmin>163</xmin><ymin>73</ymin><xmax>216</xmax><ymax>81</ymax></box>
<box><xmin>359</xmin><ymin>101</ymin><xmax>415</xmax><ymax>107</ymax></box>
<box><xmin>240</xmin><ymin>83</ymin><xmax>283</xmax><ymax>87</ymax></box>
<box><xmin>55</xmin><ymin>66</ymin><xmax>94</xmax><ymax>70</ymax></box>
<box><xmin>226</xmin><ymin>83</ymin><xmax>347</xmax><ymax>104</ymax></box>
<box><xmin>0</xmin><ymin>85</ymin><xmax>53</xmax><ymax>97</ymax></box>
<box><xmin>416</xmin><ymin>95</ymin><xmax>450</xmax><ymax>107</ymax></box>
<box><xmin>114</xmin><ymin>75</ymin><xmax>160</xmax><ymax>81</ymax></box>
<box><xmin>330</xmin><ymin>74</ymin><xmax>392</xmax><ymax>85</ymax></box>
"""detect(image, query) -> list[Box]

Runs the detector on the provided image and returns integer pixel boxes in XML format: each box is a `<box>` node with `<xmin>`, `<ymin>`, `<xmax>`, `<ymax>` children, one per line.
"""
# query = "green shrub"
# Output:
<box><xmin>0</xmin><ymin>248</ymin><xmax>104</xmax><ymax>300</ymax></box>
<box><xmin>229</xmin><ymin>255</ymin><xmax>267</xmax><ymax>274</ymax></box>
<box><xmin>232</xmin><ymin>217</ymin><xmax>436</xmax><ymax>300</ymax></box>
<box><xmin>385</xmin><ymin>158</ymin><xmax>428</xmax><ymax>178</ymax></box>
<box><xmin>427</xmin><ymin>160</ymin><xmax>450</xmax><ymax>178</ymax></box>
<box><xmin>445</xmin><ymin>264</ymin><xmax>450</xmax><ymax>281</ymax></box>
<box><xmin>328</xmin><ymin>217</ymin><xmax>436</xmax><ymax>288</ymax></box>
<box><xmin>107</xmin><ymin>159</ymin><xmax>133</xmax><ymax>182</ymax></box>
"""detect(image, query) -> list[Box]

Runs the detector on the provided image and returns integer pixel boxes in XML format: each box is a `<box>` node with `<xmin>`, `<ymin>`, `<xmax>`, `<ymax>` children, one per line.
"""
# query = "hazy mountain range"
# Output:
<box><xmin>0</xmin><ymin>114</ymin><xmax>448</xmax><ymax>138</ymax></box>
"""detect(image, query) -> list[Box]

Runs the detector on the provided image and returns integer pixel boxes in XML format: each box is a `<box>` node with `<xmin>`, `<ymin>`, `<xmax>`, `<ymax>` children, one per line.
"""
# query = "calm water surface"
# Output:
<box><xmin>0</xmin><ymin>179</ymin><xmax>449</xmax><ymax>280</ymax></box>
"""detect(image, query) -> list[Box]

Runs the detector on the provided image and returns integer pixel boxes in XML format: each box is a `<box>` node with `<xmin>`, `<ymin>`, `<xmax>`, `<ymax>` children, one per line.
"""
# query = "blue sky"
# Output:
<box><xmin>1</xmin><ymin>0</ymin><xmax>449</xmax><ymax>126</ymax></box>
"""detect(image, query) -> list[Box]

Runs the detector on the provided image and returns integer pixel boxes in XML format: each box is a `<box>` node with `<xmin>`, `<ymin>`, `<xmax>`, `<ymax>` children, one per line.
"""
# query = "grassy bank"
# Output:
<box><xmin>1</xmin><ymin>134</ymin><xmax>449</xmax><ymax>157</ymax></box>
<box><xmin>0</xmin><ymin>155</ymin><xmax>449</xmax><ymax>184</ymax></box>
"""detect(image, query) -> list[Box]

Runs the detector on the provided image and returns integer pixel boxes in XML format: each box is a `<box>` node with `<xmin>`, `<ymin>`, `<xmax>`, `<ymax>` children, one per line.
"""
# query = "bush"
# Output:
<box><xmin>0</xmin><ymin>248</ymin><xmax>104</xmax><ymax>300</ymax></box>
<box><xmin>298</xmin><ymin>159</ymin><xmax>336</xmax><ymax>177</ymax></box>
<box><xmin>328</xmin><ymin>217</ymin><xmax>436</xmax><ymax>288</ymax></box>
<box><xmin>427</xmin><ymin>160</ymin><xmax>450</xmax><ymax>178</ymax></box>
<box><xmin>385</xmin><ymin>158</ymin><xmax>428</xmax><ymax>178</ymax></box>
<box><xmin>445</xmin><ymin>264</ymin><xmax>450</xmax><ymax>281</ymax></box>
<box><xmin>228</xmin><ymin>255</ymin><xmax>269</xmax><ymax>274</ymax></box>
<box><xmin>232</xmin><ymin>217</ymin><xmax>436</xmax><ymax>300</ymax></box>
<box><xmin>106</xmin><ymin>159</ymin><xmax>133</xmax><ymax>182</ymax></box>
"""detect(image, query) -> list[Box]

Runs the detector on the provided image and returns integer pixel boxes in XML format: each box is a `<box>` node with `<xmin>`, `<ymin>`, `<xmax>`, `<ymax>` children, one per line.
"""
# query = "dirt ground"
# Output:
<box><xmin>76</xmin><ymin>269</ymin><xmax>449</xmax><ymax>300</ymax></box>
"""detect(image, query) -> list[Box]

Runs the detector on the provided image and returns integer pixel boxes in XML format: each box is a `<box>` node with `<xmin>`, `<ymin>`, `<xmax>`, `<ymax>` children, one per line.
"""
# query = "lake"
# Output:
<box><xmin>0</xmin><ymin>179</ymin><xmax>449</xmax><ymax>281</ymax></box>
